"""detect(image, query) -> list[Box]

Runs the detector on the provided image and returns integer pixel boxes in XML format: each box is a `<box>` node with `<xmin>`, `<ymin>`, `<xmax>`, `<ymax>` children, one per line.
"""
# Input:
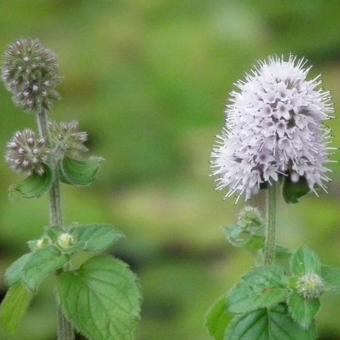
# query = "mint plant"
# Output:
<box><xmin>0</xmin><ymin>39</ymin><xmax>141</xmax><ymax>340</ymax></box>
<box><xmin>206</xmin><ymin>56</ymin><xmax>340</xmax><ymax>339</ymax></box>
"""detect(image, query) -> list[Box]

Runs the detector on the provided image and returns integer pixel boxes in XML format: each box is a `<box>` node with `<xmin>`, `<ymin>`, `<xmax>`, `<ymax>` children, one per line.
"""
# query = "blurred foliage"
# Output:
<box><xmin>0</xmin><ymin>1</ymin><xmax>339</xmax><ymax>339</ymax></box>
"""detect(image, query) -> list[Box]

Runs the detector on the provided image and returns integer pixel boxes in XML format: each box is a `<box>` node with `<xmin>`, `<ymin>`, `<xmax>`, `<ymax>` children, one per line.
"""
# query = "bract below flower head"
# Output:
<box><xmin>211</xmin><ymin>56</ymin><xmax>334</xmax><ymax>201</ymax></box>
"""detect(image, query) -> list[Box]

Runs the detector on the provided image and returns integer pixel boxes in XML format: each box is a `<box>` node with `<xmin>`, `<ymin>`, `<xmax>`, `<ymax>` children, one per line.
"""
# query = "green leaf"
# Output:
<box><xmin>290</xmin><ymin>247</ymin><xmax>321</xmax><ymax>276</ymax></box>
<box><xmin>226</xmin><ymin>304</ymin><xmax>316</xmax><ymax>340</ymax></box>
<box><xmin>205</xmin><ymin>295</ymin><xmax>232</xmax><ymax>340</ymax></box>
<box><xmin>70</xmin><ymin>224</ymin><xmax>124</xmax><ymax>252</ymax></box>
<box><xmin>224</xmin><ymin>225</ymin><xmax>252</xmax><ymax>248</ymax></box>
<box><xmin>276</xmin><ymin>245</ymin><xmax>291</xmax><ymax>260</ymax></box>
<box><xmin>0</xmin><ymin>282</ymin><xmax>33</xmax><ymax>335</ymax></box>
<box><xmin>22</xmin><ymin>246</ymin><xmax>68</xmax><ymax>291</ymax></box>
<box><xmin>5</xmin><ymin>253</ymin><xmax>32</xmax><ymax>286</ymax></box>
<box><xmin>57</xmin><ymin>255</ymin><xmax>141</xmax><ymax>340</ymax></box>
<box><xmin>9</xmin><ymin>166</ymin><xmax>53</xmax><ymax>199</ymax></box>
<box><xmin>243</xmin><ymin>235</ymin><xmax>264</xmax><ymax>252</ymax></box>
<box><xmin>224</xmin><ymin>226</ymin><xmax>290</xmax><ymax>260</ymax></box>
<box><xmin>60</xmin><ymin>156</ymin><xmax>103</xmax><ymax>186</ymax></box>
<box><xmin>228</xmin><ymin>266</ymin><xmax>289</xmax><ymax>314</ymax></box>
<box><xmin>282</xmin><ymin>176</ymin><xmax>310</xmax><ymax>204</ymax></box>
<box><xmin>288</xmin><ymin>293</ymin><xmax>320</xmax><ymax>329</ymax></box>
<box><xmin>321</xmin><ymin>266</ymin><xmax>340</xmax><ymax>293</ymax></box>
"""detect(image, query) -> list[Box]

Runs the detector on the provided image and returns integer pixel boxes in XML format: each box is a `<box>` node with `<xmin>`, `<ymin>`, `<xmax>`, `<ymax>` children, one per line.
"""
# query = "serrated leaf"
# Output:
<box><xmin>290</xmin><ymin>247</ymin><xmax>321</xmax><ymax>276</ymax></box>
<box><xmin>288</xmin><ymin>293</ymin><xmax>320</xmax><ymax>329</ymax></box>
<box><xmin>282</xmin><ymin>176</ymin><xmax>309</xmax><ymax>203</ymax></box>
<box><xmin>228</xmin><ymin>266</ymin><xmax>288</xmax><ymax>314</ymax></box>
<box><xmin>321</xmin><ymin>266</ymin><xmax>340</xmax><ymax>293</ymax></box>
<box><xmin>9</xmin><ymin>166</ymin><xmax>53</xmax><ymax>199</ymax></box>
<box><xmin>205</xmin><ymin>295</ymin><xmax>232</xmax><ymax>340</ymax></box>
<box><xmin>57</xmin><ymin>255</ymin><xmax>141</xmax><ymax>340</ymax></box>
<box><xmin>5</xmin><ymin>253</ymin><xmax>32</xmax><ymax>286</ymax></box>
<box><xmin>226</xmin><ymin>304</ymin><xmax>316</xmax><ymax>340</ymax></box>
<box><xmin>22</xmin><ymin>246</ymin><xmax>68</xmax><ymax>291</ymax></box>
<box><xmin>70</xmin><ymin>224</ymin><xmax>124</xmax><ymax>252</ymax></box>
<box><xmin>60</xmin><ymin>156</ymin><xmax>103</xmax><ymax>186</ymax></box>
<box><xmin>0</xmin><ymin>282</ymin><xmax>33</xmax><ymax>335</ymax></box>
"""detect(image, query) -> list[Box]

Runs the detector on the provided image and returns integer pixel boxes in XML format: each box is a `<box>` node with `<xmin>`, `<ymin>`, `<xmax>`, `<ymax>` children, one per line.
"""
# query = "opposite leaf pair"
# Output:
<box><xmin>10</xmin><ymin>155</ymin><xmax>102</xmax><ymax>199</ymax></box>
<box><xmin>0</xmin><ymin>224</ymin><xmax>141</xmax><ymax>339</ymax></box>
<box><xmin>206</xmin><ymin>245</ymin><xmax>340</xmax><ymax>339</ymax></box>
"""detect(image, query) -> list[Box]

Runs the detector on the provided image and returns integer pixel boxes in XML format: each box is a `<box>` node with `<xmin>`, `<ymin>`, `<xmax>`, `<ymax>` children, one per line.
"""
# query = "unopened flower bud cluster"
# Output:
<box><xmin>296</xmin><ymin>272</ymin><xmax>324</xmax><ymax>299</ymax></box>
<box><xmin>49</xmin><ymin>120</ymin><xmax>88</xmax><ymax>159</ymax></box>
<box><xmin>237</xmin><ymin>206</ymin><xmax>264</xmax><ymax>230</ymax></box>
<box><xmin>57</xmin><ymin>232</ymin><xmax>75</xmax><ymax>250</ymax></box>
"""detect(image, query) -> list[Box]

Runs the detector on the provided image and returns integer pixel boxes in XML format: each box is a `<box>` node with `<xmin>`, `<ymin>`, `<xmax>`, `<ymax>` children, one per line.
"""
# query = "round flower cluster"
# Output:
<box><xmin>49</xmin><ymin>120</ymin><xmax>88</xmax><ymax>158</ymax></box>
<box><xmin>211</xmin><ymin>56</ymin><xmax>334</xmax><ymax>201</ymax></box>
<box><xmin>6</xmin><ymin>129</ymin><xmax>49</xmax><ymax>176</ymax></box>
<box><xmin>2</xmin><ymin>39</ymin><xmax>61</xmax><ymax>113</ymax></box>
<box><xmin>296</xmin><ymin>273</ymin><xmax>324</xmax><ymax>299</ymax></box>
<box><xmin>237</xmin><ymin>206</ymin><xmax>263</xmax><ymax>229</ymax></box>
<box><xmin>57</xmin><ymin>233</ymin><xmax>75</xmax><ymax>250</ymax></box>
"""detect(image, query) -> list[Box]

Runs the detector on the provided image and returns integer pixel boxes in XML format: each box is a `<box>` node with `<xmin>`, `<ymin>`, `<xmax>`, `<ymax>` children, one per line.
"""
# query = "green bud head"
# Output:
<box><xmin>49</xmin><ymin>120</ymin><xmax>88</xmax><ymax>159</ymax></box>
<box><xmin>36</xmin><ymin>237</ymin><xmax>50</xmax><ymax>249</ymax></box>
<box><xmin>237</xmin><ymin>206</ymin><xmax>264</xmax><ymax>230</ymax></box>
<box><xmin>57</xmin><ymin>233</ymin><xmax>75</xmax><ymax>250</ymax></box>
<box><xmin>296</xmin><ymin>273</ymin><xmax>324</xmax><ymax>299</ymax></box>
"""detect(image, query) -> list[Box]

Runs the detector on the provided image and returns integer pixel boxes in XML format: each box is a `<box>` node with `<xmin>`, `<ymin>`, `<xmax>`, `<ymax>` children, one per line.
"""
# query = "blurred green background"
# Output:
<box><xmin>0</xmin><ymin>1</ymin><xmax>339</xmax><ymax>339</ymax></box>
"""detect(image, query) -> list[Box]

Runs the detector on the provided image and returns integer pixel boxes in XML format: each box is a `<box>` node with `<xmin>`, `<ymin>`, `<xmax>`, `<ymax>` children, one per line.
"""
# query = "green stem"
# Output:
<box><xmin>37</xmin><ymin>110</ymin><xmax>75</xmax><ymax>340</ymax></box>
<box><xmin>264</xmin><ymin>184</ymin><xmax>277</xmax><ymax>265</ymax></box>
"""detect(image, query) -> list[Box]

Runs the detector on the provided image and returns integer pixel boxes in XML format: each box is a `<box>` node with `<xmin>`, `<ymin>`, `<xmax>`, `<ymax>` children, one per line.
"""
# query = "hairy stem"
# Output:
<box><xmin>264</xmin><ymin>184</ymin><xmax>277</xmax><ymax>265</ymax></box>
<box><xmin>37</xmin><ymin>110</ymin><xmax>74</xmax><ymax>340</ymax></box>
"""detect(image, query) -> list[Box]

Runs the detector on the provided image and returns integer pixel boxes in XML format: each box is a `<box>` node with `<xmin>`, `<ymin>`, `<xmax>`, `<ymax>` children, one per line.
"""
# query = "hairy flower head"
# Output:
<box><xmin>296</xmin><ymin>273</ymin><xmax>324</xmax><ymax>299</ymax></box>
<box><xmin>237</xmin><ymin>206</ymin><xmax>263</xmax><ymax>229</ymax></box>
<box><xmin>2</xmin><ymin>39</ymin><xmax>61</xmax><ymax>113</ymax></box>
<box><xmin>49</xmin><ymin>120</ymin><xmax>88</xmax><ymax>159</ymax></box>
<box><xmin>211</xmin><ymin>56</ymin><xmax>334</xmax><ymax>201</ymax></box>
<box><xmin>6</xmin><ymin>129</ymin><xmax>48</xmax><ymax>176</ymax></box>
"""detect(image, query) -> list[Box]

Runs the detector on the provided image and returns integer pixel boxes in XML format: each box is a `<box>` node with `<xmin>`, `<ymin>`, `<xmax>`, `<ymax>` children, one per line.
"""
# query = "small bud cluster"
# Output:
<box><xmin>57</xmin><ymin>233</ymin><xmax>75</xmax><ymax>250</ymax></box>
<box><xmin>5</xmin><ymin>129</ymin><xmax>48</xmax><ymax>176</ymax></box>
<box><xmin>296</xmin><ymin>273</ymin><xmax>324</xmax><ymax>299</ymax></box>
<box><xmin>36</xmin><ymin>237</ymin><xmax>50</xmax><ymax>249</ymax></box>
<box><xmin>2</xmin><ymin>39</ymin><xmax>61</xmax><ymax>113</ymax></box>
<box><xmin>49</xmin><ymin>120</ymin><xmax>88</xmax><ymax>158</ymax></box>
<box><xmin>237</xmin><ymin>206</ymin><xmax>264</xmax><ymax>230</ymax></box>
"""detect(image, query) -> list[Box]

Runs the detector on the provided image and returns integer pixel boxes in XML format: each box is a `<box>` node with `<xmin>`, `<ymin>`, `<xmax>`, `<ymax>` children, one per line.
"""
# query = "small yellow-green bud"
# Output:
<box><xmin>297</xmin><ymin>273</ymin><xmax>324</xmax><ymax>299</ymax></box>
<box><xmin>57</xmin><ymin>233</ymin><xmax>75</xmax><ymax>249</ymax></box>
<box><xmin>238</xmin><ymin>206</ymin><xmax>264</xmax><ymax>230</ymax></box>
<box><xmin>36</xmin><ymin>237</ymin><xmax>50</xmax><ymax>249</ymax></box>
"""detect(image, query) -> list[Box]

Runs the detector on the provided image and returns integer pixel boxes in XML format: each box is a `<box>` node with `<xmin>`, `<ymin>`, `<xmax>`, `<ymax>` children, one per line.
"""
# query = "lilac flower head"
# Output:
<box><xmin>211</xmin><ymin>56</ymin><xmax>334</xmax><ymax>201</ymax></box>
